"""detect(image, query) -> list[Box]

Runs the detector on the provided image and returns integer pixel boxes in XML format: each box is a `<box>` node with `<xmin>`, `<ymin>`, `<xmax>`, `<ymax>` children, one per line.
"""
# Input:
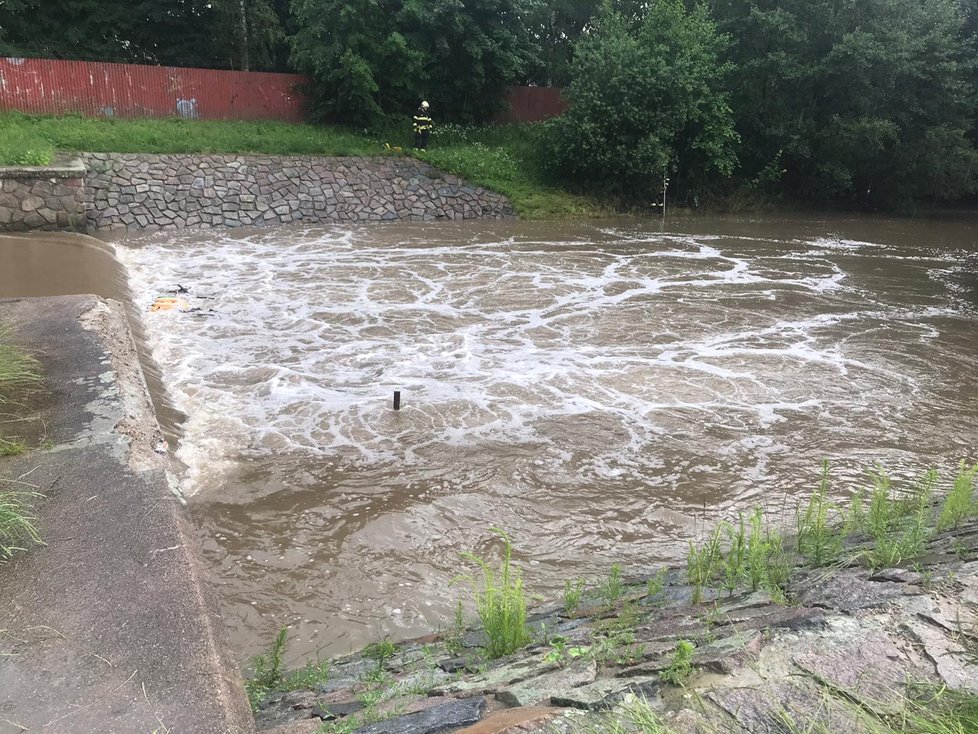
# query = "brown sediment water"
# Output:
<box><xmin>8</xmin><ymin>216</ymin><xmax>978</xmax><ymax>667</ymax></box>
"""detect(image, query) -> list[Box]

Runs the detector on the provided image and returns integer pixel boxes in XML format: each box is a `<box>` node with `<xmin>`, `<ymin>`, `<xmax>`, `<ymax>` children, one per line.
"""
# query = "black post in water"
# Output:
<box><xmin>393</xmin><ymin>390</ymin><xmax>401</xmax><ymax>411</ymax></box>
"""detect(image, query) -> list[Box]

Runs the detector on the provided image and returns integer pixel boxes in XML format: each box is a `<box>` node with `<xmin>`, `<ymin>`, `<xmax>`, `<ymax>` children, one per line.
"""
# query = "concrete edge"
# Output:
<box><xmin>0</xmin><ymin>295</ymin><xmax>256</xmax><ymax>733</ymax></box>
<box><xmin>81</xmin><ymin>296</ymin><xmax>255</xmax><ymax>726</ymax></box>
<box><xmin>0</xmin><ymin>157</ymin><xmax>86</xmax><ymax>180</ymax></box>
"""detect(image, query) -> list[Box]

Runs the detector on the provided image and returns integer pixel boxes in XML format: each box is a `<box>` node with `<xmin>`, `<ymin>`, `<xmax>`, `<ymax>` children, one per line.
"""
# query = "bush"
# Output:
<box><xmin>543</xmin><ymin>0</ymin><xmax>737</xmax><ymax>204</ymax></box>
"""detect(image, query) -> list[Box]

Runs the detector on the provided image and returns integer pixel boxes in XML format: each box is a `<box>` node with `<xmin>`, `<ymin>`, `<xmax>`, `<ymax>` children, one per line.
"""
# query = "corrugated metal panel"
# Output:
<box><xmin>0</xmin><ymin>58</ymin><xmax>307</xmax><ymax>122</ymax></box>
<box><xmin>496</xmin><ymin>86</ymin><xmax>567</xmax><ymax>124</ymax></box>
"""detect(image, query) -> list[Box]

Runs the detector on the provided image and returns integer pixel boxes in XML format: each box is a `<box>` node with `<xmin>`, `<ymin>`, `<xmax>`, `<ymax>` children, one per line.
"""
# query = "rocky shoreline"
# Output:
<box><xmin>251</xmin><ymin>510</ymin><xmax>978</xmax><ymax>734</ymax></box>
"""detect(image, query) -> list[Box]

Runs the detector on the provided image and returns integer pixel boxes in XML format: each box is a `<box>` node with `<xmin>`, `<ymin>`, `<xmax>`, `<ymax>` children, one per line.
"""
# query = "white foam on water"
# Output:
<box><xmin>115</xmin><ymin>224</ymin><xmax>968</xmax><ymax>500</ymax></box>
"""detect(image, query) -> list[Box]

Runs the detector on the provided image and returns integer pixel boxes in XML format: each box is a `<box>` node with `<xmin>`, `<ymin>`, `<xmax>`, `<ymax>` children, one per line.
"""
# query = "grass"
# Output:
<box><xmin>0</xmin><ymin>488</ymin><xmax>42</xmax><ymax>560</ymax></box>
<box><xmin>564</xmin><ymin>577</ymin><xmax>586</xmax><ymax>615</ymax></box>
<box><xmin>601</xmin><ymin>563</ymin><xmax>625</xmax><ymax>606</ymax></box>
<box><xmin>0</xmin><ymin>326</ymin><xmax>43</xmax><ymax>560</ymax></box>
<box><xmin>244</xmin><ymin>627</ymin><xmax>331</xmax><ymax>712</ymax></box>
<box><xmin>573</xmin><ymin>696</ymin><xmax>675</xmax><ymax>733</ymax></box>
<box><xmin>0</xmin><ymin>112</ymin><xmax>604</xmax><ymax>219</ymax></box>
<box><xmin>454</xmin><ymin>527</ymin><xmax>531</xmax><ymax>660</ymax></box>
<box><xmin>659</xmin><ymin>640</ymin><xmax>696</xmax><ymax>686</ymax></box>
<box><xmin>682</xmin><ymin>461</ymin><xmax>978</xmax><ymax>604</ymax></box>
<box><xmin>416</xmin><ymin>123</ymin><xmax>605</xmax><ymax>219</ymax></box>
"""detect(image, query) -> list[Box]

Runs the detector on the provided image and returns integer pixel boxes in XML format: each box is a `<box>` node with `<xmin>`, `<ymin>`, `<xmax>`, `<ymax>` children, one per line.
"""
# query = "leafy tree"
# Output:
<box><xmin>210</xmin><ymin>0</ymin><xmax>289</xmax><ymax>71</ymax></box>
<box><xmin>400</xmin><ymin>0</ymin><xmax>530</xmax><ymax>121</ymax></box>
<box><xmin>292</xmin><ymin>0</ymin><xmax>528</xmax><ymax>125</ymax></box>
<box><xmin>290</xmin><ymin>0</ymin><xmax>422</xmax><ymax>124</ymax></box>
<box><xmin>523</xmin><ymin>0</ymin><xmax>599</xmax><ymax>86</ymax></box>
<box><xmin>543</xmin><ymin>0</ymin><xmax>738</xmax><ymax>202</ymax></box>
<box><xmin>713</xmin><ymin>0</ymin><xmax>978</xmax><ymax>208</ymax></box>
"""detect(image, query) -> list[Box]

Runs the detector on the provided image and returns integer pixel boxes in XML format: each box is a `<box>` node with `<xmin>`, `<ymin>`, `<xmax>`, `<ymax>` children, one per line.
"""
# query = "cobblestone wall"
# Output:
<box><xmin>82</xmin><ymin>153</ymin><xmax>514</xmax><ymax>231</ymax></box>
<box><xmin>0</xmin><ymin>160</ymin><xmax>87</xmax><ymax>231</ymax></box>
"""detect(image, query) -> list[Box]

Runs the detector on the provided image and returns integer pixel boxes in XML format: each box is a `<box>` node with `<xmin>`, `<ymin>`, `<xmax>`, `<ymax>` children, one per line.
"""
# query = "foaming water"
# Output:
<box><xmin>116</xmin><ymin>216</ymin><xmax>978</xmax><ymax>663</ymax></box>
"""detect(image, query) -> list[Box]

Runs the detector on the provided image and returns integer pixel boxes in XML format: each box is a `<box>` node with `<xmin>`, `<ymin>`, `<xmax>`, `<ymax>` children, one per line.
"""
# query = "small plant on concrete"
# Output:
<box><xmin>796</xmin><ymin>461</ymin><xmax>844</xmax><ymax>567</ymax></box>
<box><xmin>687</xmin><ymin>525</ymin><xmax>724</xmax><ymax>603</ymax></box>
<box><xmin>0</xmin><ymin>487</ymin><xmax>42</xmax><ymax>561</ymax></box>
<box><xmin>363</xmin><ymin>638</ymin><xmax>397</xmax><ymax>680</ymax></box>
<box><xmin>563</xmin><ymin>577</ymin><xmax>586</xmax><ymax>614</ymax></box>
<box><xmin>579</xmin><ymin>695</ymin><xmax>673</xmax><ymax>733</ymax></box>
<box><xmin>455</xmin><ymin>528</ymin><xmax>530</xmax><ymax>660</ymax></box>
<box><xmin>0</xmin><ymin>326</ymin><xmax>41</xmax><ymax>457</ymax></box>
<box><xmin>645</xmin><ymin>568</ymin><xmax>667</xmax><ymax>602</ymax></box>
<box><xmin>938</xmin><ymin>462</ymin><xmax>978</xmax><ymax>531</ymax></box>
<box><xmin>601</xmin><ymin>563</ymin><xmax>625</xmax><ymax>606</ymax></box>
<box><xmin>245</xmin><ymin>627</ymin><xmax>331</xmax><ymax>711</ymax></box>
<box><xmin>659</xmin><ymin>639</ymin><xmax>696</xmax><ymax>686</ymax></box>
<box><xmin>246</xmin><ymin>627</ymin><xmax>288</xmax><ymax>710</ymax></box>
<box><xmin>722</xmin><ymin>514</ymin><xmax>748</xmax><ymax>596</ymax></box>
<box><xmin>445</xmin><ymin>600</ymin><xmax>465</xmax><ymax>655</ymax></box>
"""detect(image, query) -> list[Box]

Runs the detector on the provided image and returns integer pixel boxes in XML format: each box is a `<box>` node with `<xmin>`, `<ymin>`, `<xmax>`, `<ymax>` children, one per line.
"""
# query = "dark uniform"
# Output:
<box><xmin>413</xmin><ymin>104</ymin><xmax>432</xmax><ymax>150</ymax></box>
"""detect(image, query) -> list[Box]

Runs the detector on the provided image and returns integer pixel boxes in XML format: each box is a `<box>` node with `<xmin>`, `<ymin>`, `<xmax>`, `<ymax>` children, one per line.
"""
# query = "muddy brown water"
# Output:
<box><xmin>5</xmin><ymin>216</ymin><xmax>978</xmax><ymax>666</ymax></box>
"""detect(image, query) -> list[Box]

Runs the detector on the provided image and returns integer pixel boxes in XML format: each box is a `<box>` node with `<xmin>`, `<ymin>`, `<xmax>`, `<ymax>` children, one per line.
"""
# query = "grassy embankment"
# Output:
<box><xmin>0</xmin><ymin>326</ymin><xmax>42</xmax><ymax>560</ymax></box>
<box><xmin>0</xmin><ymin>112</ymin><xmax>602</xmax><ymax>219</ymax></box>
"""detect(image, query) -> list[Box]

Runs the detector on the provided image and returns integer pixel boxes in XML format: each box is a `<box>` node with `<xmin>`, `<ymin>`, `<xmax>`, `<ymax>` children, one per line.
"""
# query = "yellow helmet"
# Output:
<box><xmin>421</xmin><ymin>100</ymin><xmax>429</xmax><ymax>109</ymax></box>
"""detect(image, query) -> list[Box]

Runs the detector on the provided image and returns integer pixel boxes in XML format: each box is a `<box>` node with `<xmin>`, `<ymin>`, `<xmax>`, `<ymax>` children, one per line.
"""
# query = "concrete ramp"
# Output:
<box><xmin>0</xmin><ymin>296</ymin><xmax>254</xmax><ymax>733</ymax></box>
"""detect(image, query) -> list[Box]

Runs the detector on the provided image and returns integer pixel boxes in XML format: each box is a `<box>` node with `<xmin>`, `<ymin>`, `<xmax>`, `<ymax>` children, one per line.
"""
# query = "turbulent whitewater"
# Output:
<box><xmin>116</xmin><ymin>216</ymin><xmax>978</xmax><ymax>662</ymax></box>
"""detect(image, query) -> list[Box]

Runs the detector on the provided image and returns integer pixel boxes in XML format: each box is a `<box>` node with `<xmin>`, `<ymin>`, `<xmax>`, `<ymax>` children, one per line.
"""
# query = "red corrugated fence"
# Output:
<box><xmin>496</xmin><ymin>86</ymin><xmax>567</xmax><ymax>124</ymax></box>
<box><xmin>0</xmin><ymin>58</ymin><xmax>565</xmax><ymax>125</ymax></box>
<box><xmin>0</xmin><ymin>57</ymin><xmax>306</xmax><ymax>122</ymax></box>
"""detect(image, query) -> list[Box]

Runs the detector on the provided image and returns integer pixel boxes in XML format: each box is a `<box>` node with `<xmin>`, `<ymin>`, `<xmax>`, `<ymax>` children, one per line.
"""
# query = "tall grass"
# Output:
<box><xmin>685</xmin><ymin>461</ymin><xmax>977</xmax><ymax>601</ymax></box>
<box><xmin>455</xmin><ymin>528</ymin><xmax>530</xmax><ymax>659</ymax></box>
<box><xmin>0</xmin><ymin>489</ymin><xmax>42</xmax><ymax>561</ymax></box>
<box><xmin>0</xmin><ymin>325</ymin><xmax>41</xmax><ymax>456</ymax></box>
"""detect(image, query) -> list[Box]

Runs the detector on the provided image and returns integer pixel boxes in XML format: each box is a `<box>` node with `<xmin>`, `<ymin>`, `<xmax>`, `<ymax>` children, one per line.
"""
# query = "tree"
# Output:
<box><xmin>712</xmin><ymin>0</ymin><xmax>978</xmax><ymax>208</ymax></box>
<box><xmin>290</xmin><ymin>0</ymin><xmax>422</xmax><ymax>124</ymax></box>
<box><xmin>210</xmin><ymin>0</ymin><xmax>289</xmax><ymax>71</ymax></box>
<box><xmin>399</xmin><ymin>0</ymin><xmax>530</xmax><ymax>121</ymax></box>
<box><xmin>543</xmin><ymin>0</ymin><xmax>738</xmax><ymax>202</ymax></box>
<box><xmin>291</xmin><ymin>0</ymin><xmax>529</xmax><ymax>125</ymax></box>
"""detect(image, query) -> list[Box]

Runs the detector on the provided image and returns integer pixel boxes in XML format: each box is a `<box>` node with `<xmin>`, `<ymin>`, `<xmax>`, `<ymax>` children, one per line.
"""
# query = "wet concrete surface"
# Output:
<box><xmin>0</xmin><ymin>296</ymin><xmax>253</xmax><ymax>733</ymax></box>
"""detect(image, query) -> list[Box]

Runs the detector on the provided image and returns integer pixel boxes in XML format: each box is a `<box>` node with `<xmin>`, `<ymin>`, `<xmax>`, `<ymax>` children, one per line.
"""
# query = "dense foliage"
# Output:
<box><xmin>711</xmin><ymin>0</ymin><xmax>978</xmax><ymax>208</ymax></box>
<box><xmin>291</xmin><ymin>0</ymin><xmax>528</xmax><ymax>124</ymax></box>
<box><xmin>2</xmin><ymin>0</ymin><xmax>978</xmax><ymax>208</ymax></box>
<box><xmin>0</xmin><ymin>0</ymin><xmax>290</xmax><ymax>70</ymax></box>
<box><xmin>543</xmin><ymin>1</ymin><xmax>738</xmax><ymax>202</ymax></box>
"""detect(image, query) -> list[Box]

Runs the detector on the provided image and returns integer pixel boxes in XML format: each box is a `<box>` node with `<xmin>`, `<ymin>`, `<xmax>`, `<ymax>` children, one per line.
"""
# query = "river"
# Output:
<box><xmin>5</xmin><ymin>215</ymin><xmax>978</xmax><ymax>665</ymax></box>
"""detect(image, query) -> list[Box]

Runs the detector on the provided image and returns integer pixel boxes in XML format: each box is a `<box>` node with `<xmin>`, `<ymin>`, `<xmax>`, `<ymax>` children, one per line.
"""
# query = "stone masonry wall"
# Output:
<box><xmin>0</xmin><ymin>159</ymin><xmax>87</xmax><ymax>231</ymax></box>
<box><xmin>82</xmin><ymin>153</ymin><xmax>514</xmax><ymax>231</ymax></box>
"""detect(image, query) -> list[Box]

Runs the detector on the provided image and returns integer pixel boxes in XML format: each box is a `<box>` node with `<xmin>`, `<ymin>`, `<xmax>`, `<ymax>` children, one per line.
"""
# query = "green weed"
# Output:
<box><xmin>572</xmin><ymin>695</ymin><xmax>674</xmax><ymax>733</ymax></box>
<box><xmin>659</xmin><ymin>640</ymin><xmax>696</xmax><ymax>686</ymax></box>
<box><xmin>244</xmin><ymin>627</ymin><xmax>330</xmax><ymax>712</ymax></box>
<box><xmin>797</xmin><ymin>462</ymin><xmax>844</xmax><ymax>567</ymax></box>
<box><xmin>938</xmin><ymin>462</ymin><xmax>978</xmax><ymax>531</ymax></box>
<box><xmin>687</xmin><ymin>525</ymin><xmax>724</xmax><ymax>603</ymax></box>
<box><xmin>363</xmin><ymin>639</ymin><xmax>396</xmax><ymax>680</ymax></box>
<box><xmin>454</xmin><ymin>528</ymin><xmax>530</xmax><ymax>660</ymax></box>
<box><xmin>645</xmin><ymin>568</ymin><xmax>667</xmax><ymax>602</ymax></box>
<box><xmin>722</xmin><ymin>515</ymin><xmax>748</xmax><ymax>596</ymax></box>
<box><xmin>564</xmin><ymin>578</ymin><xmax>586</xmax><ymax>615</ymax></box>
<box><xmin>601</xmin><ymin>563</ymin><xmax>625</xmax><ymax>606</ymax></box>
<box><xmin>0</xmin><ymin>488</ymin><xmax>42</xmax><ymax>561</ymax></box>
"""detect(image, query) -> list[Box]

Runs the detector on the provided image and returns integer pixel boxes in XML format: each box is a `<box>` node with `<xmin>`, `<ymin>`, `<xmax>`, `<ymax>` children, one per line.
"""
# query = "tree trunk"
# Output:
<box><xmin>239</xmin><ymin>0</ymin><xmax>250</xmax><ymax>71</ymax></box>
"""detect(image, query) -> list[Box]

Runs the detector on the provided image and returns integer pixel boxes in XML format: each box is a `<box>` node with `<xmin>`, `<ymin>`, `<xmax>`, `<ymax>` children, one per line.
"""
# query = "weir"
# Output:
<box><xmin>2</xmin><ymin>215</ymin><xmax>977</xmax><ymax>732</ymax></box>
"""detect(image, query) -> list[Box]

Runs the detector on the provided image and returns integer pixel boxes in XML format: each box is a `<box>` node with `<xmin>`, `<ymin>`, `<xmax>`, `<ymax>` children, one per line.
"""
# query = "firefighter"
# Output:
<box><xmin>413</xmin><ymin>100</ymin><xmax>432</xmax><ymax>150</ymax></box>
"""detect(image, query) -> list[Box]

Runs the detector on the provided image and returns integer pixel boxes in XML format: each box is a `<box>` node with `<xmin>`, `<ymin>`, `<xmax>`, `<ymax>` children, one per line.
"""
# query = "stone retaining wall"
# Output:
<box><xmin>0</xmin><ymin>159</ymin><xmax>87</xmax><ymax>231</ymax></box>
<box><xmin>82</xmin><ymin>153</ymin><xmax>514</xmax><ymax>231</ymax></box>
